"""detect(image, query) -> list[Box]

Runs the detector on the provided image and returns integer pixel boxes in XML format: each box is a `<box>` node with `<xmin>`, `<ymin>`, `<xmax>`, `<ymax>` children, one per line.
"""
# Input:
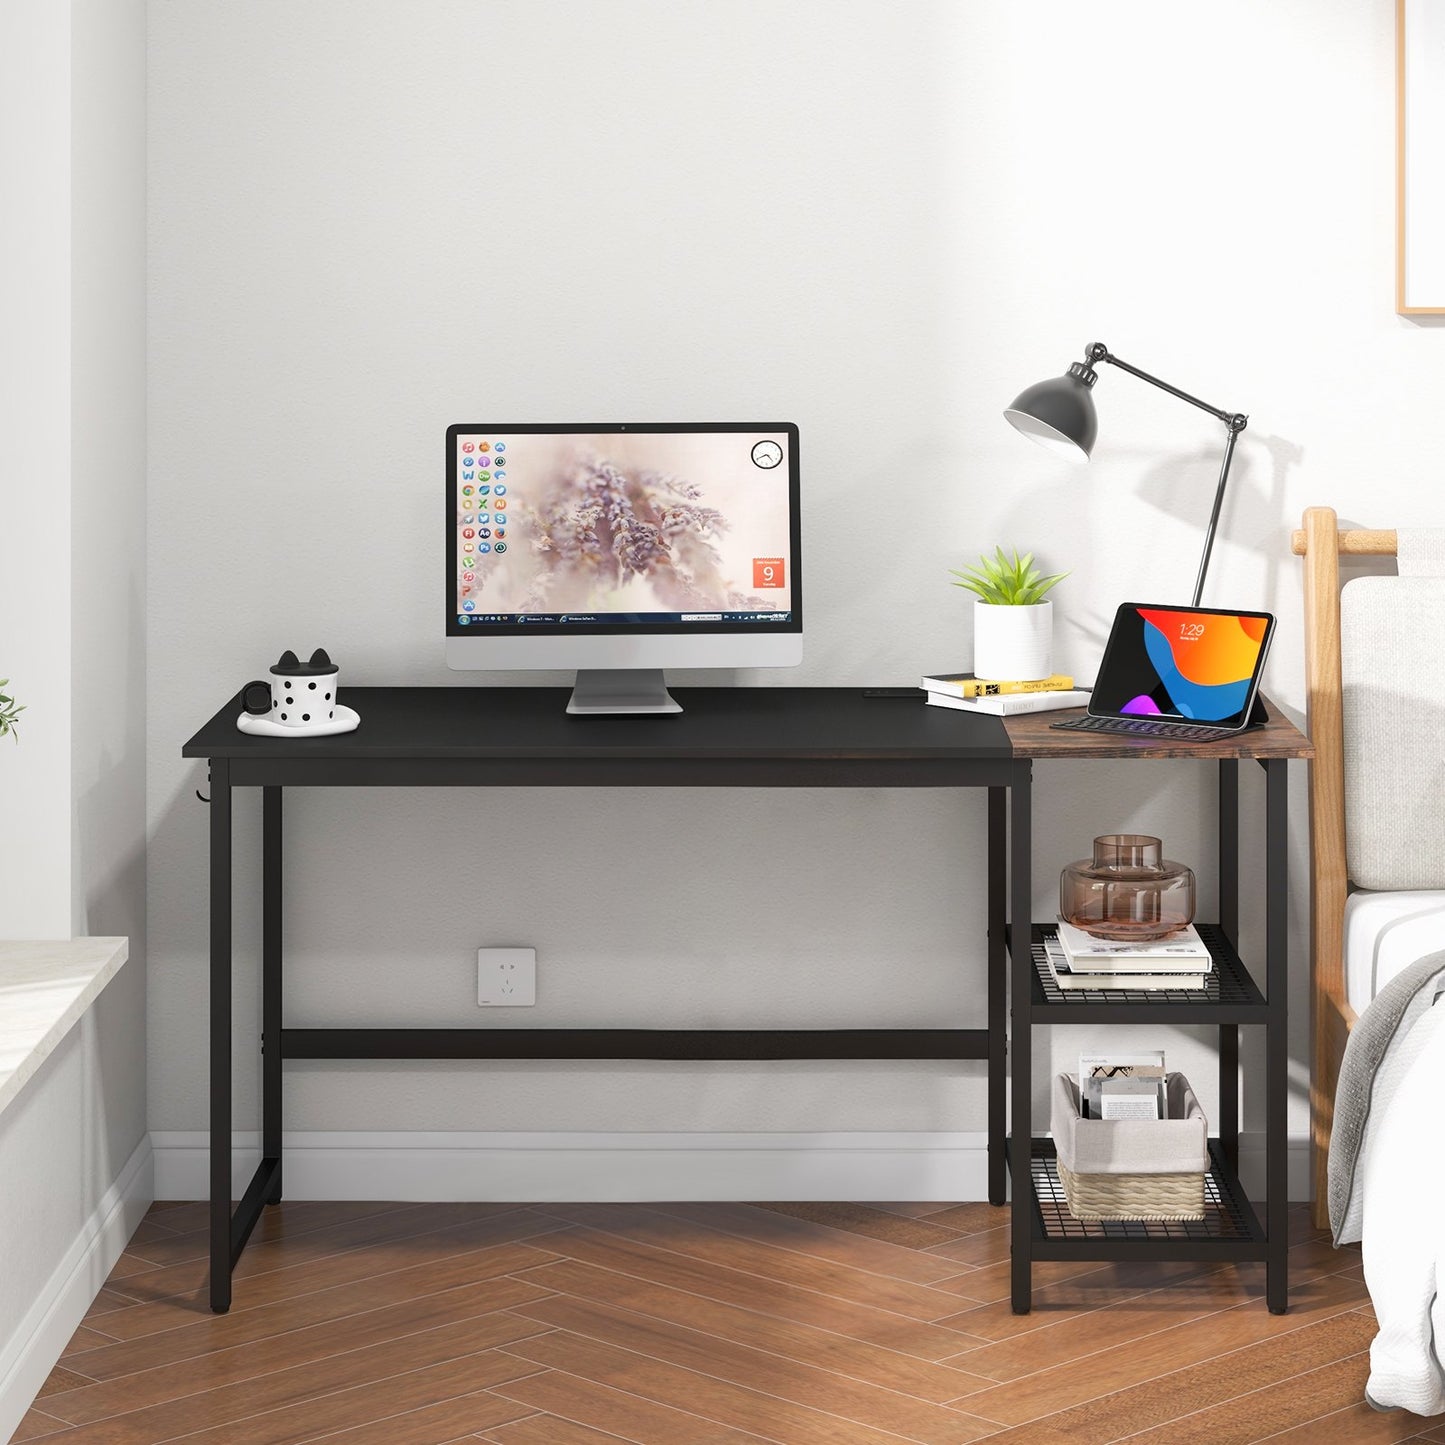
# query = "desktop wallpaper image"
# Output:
<box><xmin>455</xmin><ymin>433</ymin><xmax>793</xmax><ymax>619</ymax></box>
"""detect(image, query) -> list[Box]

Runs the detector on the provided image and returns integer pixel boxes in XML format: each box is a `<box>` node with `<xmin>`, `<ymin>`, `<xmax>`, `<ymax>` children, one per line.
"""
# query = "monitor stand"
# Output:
<box><xmin>566</xmin><ymin>668</ymin><xmax>683</xmax><ymax>716</ymax></box>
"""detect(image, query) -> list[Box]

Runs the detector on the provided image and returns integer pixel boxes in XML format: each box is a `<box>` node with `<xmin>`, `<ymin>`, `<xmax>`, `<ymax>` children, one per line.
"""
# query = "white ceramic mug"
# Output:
<box><xmin>242</xmin><ymin>649</ymin><xmax>341</xmax><ymax>728</ymax></box>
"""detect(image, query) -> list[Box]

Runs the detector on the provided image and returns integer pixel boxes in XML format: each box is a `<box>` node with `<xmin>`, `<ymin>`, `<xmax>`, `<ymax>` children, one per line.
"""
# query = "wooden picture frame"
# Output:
<box><xmin>1398</xmin><ymin>0</ymin><xmax>1445</xmax><ymax>313</ymax></box>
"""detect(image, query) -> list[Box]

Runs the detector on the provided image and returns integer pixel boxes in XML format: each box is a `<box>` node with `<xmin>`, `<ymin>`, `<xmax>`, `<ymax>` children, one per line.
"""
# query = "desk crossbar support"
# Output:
<box><xmin>231</xmin><ymin>1156</ymin><xmax>281</xmax><ymax>1266</ymax></box>
<box><xmin>280</xmin><ymin>1028</ymin><xmax>989</xmax><ymax>1062</ymax></box>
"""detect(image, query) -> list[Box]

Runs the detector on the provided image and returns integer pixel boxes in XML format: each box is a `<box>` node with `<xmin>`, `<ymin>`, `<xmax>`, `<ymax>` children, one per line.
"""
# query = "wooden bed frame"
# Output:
<box><xmin>1290</xmin><ymin>506</ymin><xmax>1400</xmax><ymax>1228</ymax></box>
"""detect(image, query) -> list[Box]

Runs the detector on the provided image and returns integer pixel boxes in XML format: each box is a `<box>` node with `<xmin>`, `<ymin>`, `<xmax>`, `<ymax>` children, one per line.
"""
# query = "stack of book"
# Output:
<box><xmin>1044</xmin><ymin>920</ymin><xmax>1213</xmax><ymax>991</ymax></box>
<box><xmin>921</xmin><ymin>672</ymin><xmax>1090</xmax><ymax>716</ymax></box>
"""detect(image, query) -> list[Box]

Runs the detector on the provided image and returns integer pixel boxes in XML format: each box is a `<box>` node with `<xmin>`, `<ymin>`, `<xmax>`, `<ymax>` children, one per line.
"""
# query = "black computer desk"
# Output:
<box><xmin>186</xmin><ymin>687</ymin><xmax>1307</xmax><ymax>1317</ymax></box>
<box><xmin>184</xmin><ymin>685</ymin><xmax>1020</xmax><ymax>1312</ymax></box>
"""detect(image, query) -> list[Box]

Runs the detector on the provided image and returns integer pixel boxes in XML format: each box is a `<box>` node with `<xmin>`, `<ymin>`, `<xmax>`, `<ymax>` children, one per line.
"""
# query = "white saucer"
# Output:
<box><xmin>237</xmin><ymin>703</ymin><xmax>360</xmax><ymax>738</ymax></box>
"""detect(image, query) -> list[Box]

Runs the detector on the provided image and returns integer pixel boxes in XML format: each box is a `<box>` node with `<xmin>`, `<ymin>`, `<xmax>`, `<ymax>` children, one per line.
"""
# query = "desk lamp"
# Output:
<box><xmin>1004</xmin><ymin>341</ymin><xmax>1248</xmax><ymax>606</ymax></box>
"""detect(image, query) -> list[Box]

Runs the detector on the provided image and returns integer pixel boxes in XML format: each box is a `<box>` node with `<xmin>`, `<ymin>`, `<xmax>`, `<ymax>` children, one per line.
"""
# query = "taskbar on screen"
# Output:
<box><xmin>455</xmin><ymin>610</ymin><xmax>793</xmax><ymax>627</ymax></box>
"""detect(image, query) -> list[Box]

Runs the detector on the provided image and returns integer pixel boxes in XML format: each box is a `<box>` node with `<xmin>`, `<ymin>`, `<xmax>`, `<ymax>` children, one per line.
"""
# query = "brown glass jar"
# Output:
<box><xmin>1060</xmin><ymin>834</ymin><xmax>1195</xmax><ymax>942</ymax></box>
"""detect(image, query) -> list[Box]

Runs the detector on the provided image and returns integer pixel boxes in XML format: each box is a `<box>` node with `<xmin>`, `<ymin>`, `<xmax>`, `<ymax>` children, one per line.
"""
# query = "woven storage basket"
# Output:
<box><xmin>1055</xmin><ymin>1158</ymin><xmax>1205</xmax><ymax>1221</ymax></box>
<box><xmin>1052</xmin><ymin>1073</ymin><xmax>1208</xmax><ymax>1222</ymax></box>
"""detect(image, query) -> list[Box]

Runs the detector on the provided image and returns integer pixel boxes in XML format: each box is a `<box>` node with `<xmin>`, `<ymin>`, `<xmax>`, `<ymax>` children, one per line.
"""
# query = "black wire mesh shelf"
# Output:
<box><xmin>1024</xmin><ymin>923</ymin><xmax>1267</xmax><ymax>1021</ymax></box>
<box><xmin>1023</xmin><ymin>1137</ymin><xmax>1266</xmax><ymax>1256</ymax></box>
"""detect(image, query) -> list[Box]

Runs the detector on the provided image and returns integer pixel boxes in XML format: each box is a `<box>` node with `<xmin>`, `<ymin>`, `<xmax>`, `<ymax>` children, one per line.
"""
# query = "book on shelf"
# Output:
<box><xmin>1043</xmin><ymin>937</ymin><xmax>1207</xmax><ymax>992</ymax></box>
<box><xmin>1054</xmin><ymin>919</ymin><xmax>1212</xmax><ymax>972</ymax></box>
<box><xmin>926</xmin><ymin>689</ymin><xmax>1091</xmax><ymax>717</ymax></box>
<box><xmin>1098</xmin><ymin>1080</ymin><xmax>1165</xmax><ymax>1119</ymax></box>
<box><xmin>921</xmin><ymin>671</ymin><xmax>1074</xmax><ymax>699</ymax></box>
<box><xmin>1079</xmin><ymin>1049</ymin><xmax>1168</xmax><ymax>1118</ymax></box>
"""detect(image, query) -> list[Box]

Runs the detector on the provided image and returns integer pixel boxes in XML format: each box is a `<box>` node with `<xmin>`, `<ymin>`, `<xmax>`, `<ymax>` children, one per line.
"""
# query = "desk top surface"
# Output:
<box><xmin>183</xmin><ymin>686</ymin><xmax>1013</xmax><ymax>761</ymax></box>
<box><xmin>183</xmin><ymin>687</ymin><xmax>1311</xmax><ymax>763</ymax></box>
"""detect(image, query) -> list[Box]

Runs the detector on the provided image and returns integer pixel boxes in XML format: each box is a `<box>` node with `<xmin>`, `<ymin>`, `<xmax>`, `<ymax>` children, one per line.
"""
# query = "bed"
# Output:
<box><xmin>1294</xmin><ymin>505</ymin><xmax>1445</xmax><ymax>1413</ymax></box>
<box><xmin>1293</xmin><ymin>508</ymin><xmax>1445</xmax><ymax>1213</ymax></box>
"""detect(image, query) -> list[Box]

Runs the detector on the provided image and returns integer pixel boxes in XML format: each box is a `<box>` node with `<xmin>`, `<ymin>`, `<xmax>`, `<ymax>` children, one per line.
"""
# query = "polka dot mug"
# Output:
<box><xmin>242</xmin><ymin>648</ymin><xmax>342</xmax><ymax>728</ymax></box>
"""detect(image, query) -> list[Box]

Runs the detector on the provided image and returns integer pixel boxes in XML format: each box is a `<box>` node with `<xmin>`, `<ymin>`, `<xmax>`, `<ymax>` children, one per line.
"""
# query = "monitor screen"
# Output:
<box><xmin>1090</xmin><ymin>603</ymin><xmax>1274</xmax><ymax>729</ymax></box>
<box><xmin>446</xmin><ymin>424</ymin><xmax>800</xmax><ymax>636</ymax></box>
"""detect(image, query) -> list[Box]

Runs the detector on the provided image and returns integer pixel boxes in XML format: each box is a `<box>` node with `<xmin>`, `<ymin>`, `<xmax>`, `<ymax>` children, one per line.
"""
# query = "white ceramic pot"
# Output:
<box><xmin>973</xmin><ymin>599</ymin><xmax>1053</xmax><ymax>681</ymax></box>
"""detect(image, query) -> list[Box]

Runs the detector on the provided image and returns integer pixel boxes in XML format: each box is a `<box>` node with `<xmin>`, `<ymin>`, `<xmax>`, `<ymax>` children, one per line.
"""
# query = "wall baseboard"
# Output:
<box><xmin>0</xmin><ymin>1135</ymin><xmax>153</xmax><ymax>1444</ymax></box>
<box><xmin>151</xmin><ymin>1129</ymin><xmax>1313</xmax><ymax>1203</ymax></box>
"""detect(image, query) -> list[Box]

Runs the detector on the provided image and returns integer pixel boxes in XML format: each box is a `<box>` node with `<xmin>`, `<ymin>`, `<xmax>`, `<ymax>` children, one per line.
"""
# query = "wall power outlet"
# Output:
<box><xmin>477</xmin><ymin>947</ymin><xmax>535</xmax><ymax>1006</ymax></box>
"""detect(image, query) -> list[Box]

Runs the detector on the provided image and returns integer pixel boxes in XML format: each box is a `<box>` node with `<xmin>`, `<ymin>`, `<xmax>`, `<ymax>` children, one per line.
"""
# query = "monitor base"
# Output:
<box><xmin>565</xmin><ymin>668</ymin><xmax>683</xmax><ymax>716</ymax></box>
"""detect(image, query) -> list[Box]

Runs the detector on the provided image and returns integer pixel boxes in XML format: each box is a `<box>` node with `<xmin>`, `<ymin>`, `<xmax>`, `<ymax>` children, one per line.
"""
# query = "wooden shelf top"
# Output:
<box><xmin>1003</xmin><ymin>695</ymin><xmax>1312</xmax><ymax>760</ymax></box>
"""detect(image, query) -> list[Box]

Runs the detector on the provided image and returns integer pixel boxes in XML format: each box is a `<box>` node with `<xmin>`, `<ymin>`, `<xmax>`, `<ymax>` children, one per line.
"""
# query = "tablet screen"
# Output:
<box><xmin>1090</xmin><ymin>604</ymin><xmax>1274</xmax><ymax>729</ymax></box>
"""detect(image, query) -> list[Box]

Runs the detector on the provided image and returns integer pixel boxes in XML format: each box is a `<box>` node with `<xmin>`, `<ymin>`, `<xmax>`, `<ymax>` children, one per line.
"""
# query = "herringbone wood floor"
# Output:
<box><xmin>13</xmin><ymin>1198</ymin><xmax>1440</xmax><ymax>1444</ymax></box>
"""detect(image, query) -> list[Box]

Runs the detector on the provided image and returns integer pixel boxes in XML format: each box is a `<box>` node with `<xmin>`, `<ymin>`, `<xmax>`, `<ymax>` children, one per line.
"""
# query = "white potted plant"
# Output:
<box><xmin>950</xmin><ymin>547</ymin><xmax>1067</xmax><ymax>682</ymax></box>
<box><xmin>0</xmin><ymin>680</ymin><xmax>21</xmax><ymax>742</ymax></box>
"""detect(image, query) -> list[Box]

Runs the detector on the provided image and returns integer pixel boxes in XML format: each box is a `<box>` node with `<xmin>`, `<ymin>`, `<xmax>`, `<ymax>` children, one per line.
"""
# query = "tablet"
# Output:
<box><xmin>1087</xmin><ymin>604</ymin><xmax>1275</xmax><ymax>733</ymax></box>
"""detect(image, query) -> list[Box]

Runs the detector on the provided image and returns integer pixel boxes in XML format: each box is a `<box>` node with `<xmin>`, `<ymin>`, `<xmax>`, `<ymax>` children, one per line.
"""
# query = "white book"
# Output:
<box><xmin>925</xmin><ymin>689</ymin><xmax>1091</xmax><ymax>717</ymax></box>
<box><xmin>1044</xmin><ymin>939</ymin><xmax>1206</xmax><ymax>991</ymax></box>
<box><xmin>1055</xmin><ymin>919</ymin><xmax>1211</xmax><ymax>971</ymax></box>
<box><xmin>1099</xmin><ymin>1085</ymin><xmax>1162</xmax><ymax>1120</ymax></box>
<box><xmin>1079</xmin><ymin>1049</ymin><xmax>1168</xmax><ymax>1118</ymax></box>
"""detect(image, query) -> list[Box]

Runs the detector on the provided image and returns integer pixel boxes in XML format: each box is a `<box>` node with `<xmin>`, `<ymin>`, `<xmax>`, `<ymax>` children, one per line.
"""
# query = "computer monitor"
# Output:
<box><xmin>445</xmin><ymin>423</ymin><xmax>801</xmax><ymax>713</ymax></box>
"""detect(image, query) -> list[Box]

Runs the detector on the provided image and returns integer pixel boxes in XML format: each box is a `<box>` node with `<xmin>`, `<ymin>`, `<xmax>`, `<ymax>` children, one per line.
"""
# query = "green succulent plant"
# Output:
<box><xmin>949</xmin><ymin>546</ymin><xmax>1067</xmax><ymax>606</ymax></box>
<box><xmin>0</xmin><ymin>680</ymin><xmax>22</xmax><ymax>742</ymax></box>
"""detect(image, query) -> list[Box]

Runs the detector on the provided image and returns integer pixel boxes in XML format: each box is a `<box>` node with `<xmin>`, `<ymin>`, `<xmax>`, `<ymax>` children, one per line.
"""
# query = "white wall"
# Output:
<box><xmin>147</xmin><ymin>0</ymin><xmax>1419</xmax><ymax>1189</ymax></box>
<box><xmin>0</xmin><ymin>0</ymin><xmax>73</xmax><ymax>938</ymax></box>
<box><xmin>0</xmin><ymin>0</ymin><xmax>149</xmax><ymax>1427</ymax></box>
<box><xmin>71</xmin><ymin>0</ymin><xmax>149</xmax><ymax>1208</ymax></box>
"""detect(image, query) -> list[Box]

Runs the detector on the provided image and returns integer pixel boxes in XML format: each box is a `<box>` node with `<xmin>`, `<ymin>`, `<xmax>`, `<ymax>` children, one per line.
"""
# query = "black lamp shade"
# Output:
<box><xmin>1003</xmin><ymin>372</ymin><xmax>1097</xmax><ymax>461</ymax></box>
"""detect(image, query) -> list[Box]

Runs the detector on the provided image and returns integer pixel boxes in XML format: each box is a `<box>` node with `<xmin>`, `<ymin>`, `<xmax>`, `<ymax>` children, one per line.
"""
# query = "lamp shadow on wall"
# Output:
<box><xmin>1134</xmin><ymin>430</ymin><xmax>1305</xmax><ymax>722</ymax></box>
<box><xmin>983</xmin><ymin>425</ymin><xmax>1305</xmax><ymax>733</ymax></box>
<box><xmin>1142</xmin><ymin>430</ymin><xmax>1303</xmax><ymax>564</ymax></box>
<box><xmin>989</xmin><ymin>429</ymin><xmax>1304</xmax><ymax>617</ymax></box>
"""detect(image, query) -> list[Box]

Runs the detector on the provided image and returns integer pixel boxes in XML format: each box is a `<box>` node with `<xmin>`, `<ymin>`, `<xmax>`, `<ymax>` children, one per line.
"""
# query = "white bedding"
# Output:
<box><xmin>1345</xmin><ymin>889</ymin><xmax>1445</xmax><ymax>1012</ymax></box>
<box><xmin>1361</xmin><ymin>997</ymin><xmax>1445</xmax><ymax>1414</ymax></box>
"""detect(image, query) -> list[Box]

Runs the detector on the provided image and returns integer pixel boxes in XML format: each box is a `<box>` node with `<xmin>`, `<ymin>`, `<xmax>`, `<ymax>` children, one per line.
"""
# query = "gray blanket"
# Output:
<box><xmin>1329</xmin><ymin>948</ymin><xmax>1445</xmax><ymax>1246</ymax></box>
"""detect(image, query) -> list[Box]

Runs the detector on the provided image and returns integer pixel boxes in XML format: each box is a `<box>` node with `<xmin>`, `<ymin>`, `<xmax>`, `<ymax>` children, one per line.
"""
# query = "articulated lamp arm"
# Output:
<box><xmin>1081</xmin><ymin>342</ymin><xmax>1248</xmax><ymax>607</ymax></box>
<box><xmin>1082</xmin><ymin>342</ymin><xmax>1247</xmax><ymax>434</ymax></box>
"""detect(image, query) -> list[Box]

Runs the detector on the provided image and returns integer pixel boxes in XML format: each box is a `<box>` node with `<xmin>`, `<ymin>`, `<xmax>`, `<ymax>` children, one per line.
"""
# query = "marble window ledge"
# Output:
<box><xmin>0</xmin><ymin>938</ymin><xmax>129</xmax><ymax>1119</ymax></box>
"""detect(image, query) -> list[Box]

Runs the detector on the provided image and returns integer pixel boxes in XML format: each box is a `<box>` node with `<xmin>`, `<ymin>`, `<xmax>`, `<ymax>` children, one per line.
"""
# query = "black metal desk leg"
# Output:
<box><xmin>1218</xmin><ymin>760</ymin><xmax>1239</xmax><ymax>947</ymax></box>
<box><xmin>209</xmin><ymin>759</ymin><xmax>233</xmax><ymax>1314</ymax></box>
<box><xmin>263</xmin><ymin>787</ymin><xmax>283</xmax><ymax>1204</ymax></box>
<box><xmin>1218</xmin><ymin>759</ymin><xmax>1241</xmax><ymax>1175</ymax></box>
<box><xmin>1265</xmin><ymin>759</ymin><xmax>1289</xmax><ymax>1313</ymax></box>
<box><xmin>987</xmin><ymin>787</ymin><xmax>1007</xmax><ymax>1206</ymax></box>
<box><xmin>1009</xmin><ymin>763</ymin><xmax>1033</xmax><ymax>1313</ymax></box>
<box><xmin>1219</xmin><ymin>1025</ymin><xmax>1239</xmax><ymax>1176</ymax></box>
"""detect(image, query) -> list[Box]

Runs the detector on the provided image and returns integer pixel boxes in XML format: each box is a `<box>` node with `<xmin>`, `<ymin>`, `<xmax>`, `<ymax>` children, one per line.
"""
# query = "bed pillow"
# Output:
<box><xmin>1330</xmin><ymin>948</ymin><xmax>1445</xmax><ymax>1245</ymax></box>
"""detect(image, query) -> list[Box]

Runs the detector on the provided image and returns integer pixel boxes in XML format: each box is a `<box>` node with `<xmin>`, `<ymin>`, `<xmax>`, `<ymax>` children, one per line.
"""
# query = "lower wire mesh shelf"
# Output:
<box><xmin>1029</xmin><ymin>1138</ymin><xmax>1263</xmax><ymax>1244</ymax></box>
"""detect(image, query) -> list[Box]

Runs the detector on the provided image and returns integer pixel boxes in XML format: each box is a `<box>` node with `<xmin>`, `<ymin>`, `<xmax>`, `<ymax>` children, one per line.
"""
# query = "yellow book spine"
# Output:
<box><xmin>962</xmin><ymin>673</ymin><xmax>1073</xmax><ymax>698</ymax></box>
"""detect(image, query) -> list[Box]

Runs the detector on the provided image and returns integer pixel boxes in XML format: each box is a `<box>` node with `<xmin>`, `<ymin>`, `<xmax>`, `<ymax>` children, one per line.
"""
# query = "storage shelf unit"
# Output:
<box><xmin>995</xmin><ymin>704</ymin><xmax>1313</xmax><ymax>1315</ymax></box>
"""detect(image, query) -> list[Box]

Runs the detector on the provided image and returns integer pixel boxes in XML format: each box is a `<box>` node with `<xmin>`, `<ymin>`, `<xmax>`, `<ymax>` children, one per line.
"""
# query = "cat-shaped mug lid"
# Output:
<box><xmin>269</xmin><ymin>648</ymin><xmax>339</xmax><ymax>677</ymax></box>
